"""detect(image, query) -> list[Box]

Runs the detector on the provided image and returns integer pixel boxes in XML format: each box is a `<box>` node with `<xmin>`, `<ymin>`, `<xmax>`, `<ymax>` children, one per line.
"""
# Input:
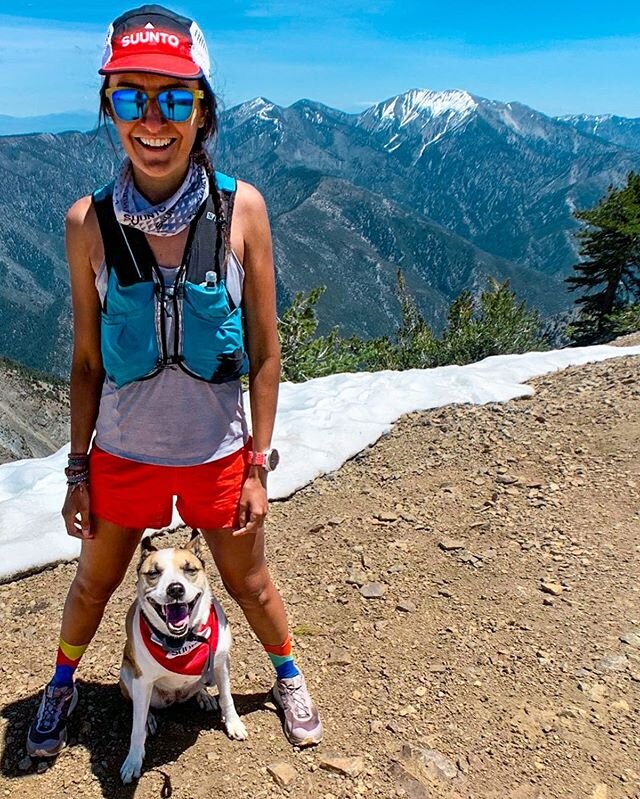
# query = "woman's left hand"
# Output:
<box><xmin>234</xmin><ymin>473</ymin><xmax>268</xmax><ymax>536</ymax></box>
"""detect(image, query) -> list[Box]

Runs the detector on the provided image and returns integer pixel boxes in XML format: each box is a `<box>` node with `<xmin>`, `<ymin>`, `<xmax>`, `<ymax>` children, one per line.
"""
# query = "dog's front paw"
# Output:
<box><xmin>224</xmin><ymin>715</ymin><xmax>248</xmax><ymax>741</ymax></box>
<box><xmin>120</xmin><ymin>750</ymin><xmax>144</xmax><ymax>784</ymax></box>
<box><xmin>196</xmin><ymin>688</ymin><xmax>218</xmax><ymax>713</ymax></box>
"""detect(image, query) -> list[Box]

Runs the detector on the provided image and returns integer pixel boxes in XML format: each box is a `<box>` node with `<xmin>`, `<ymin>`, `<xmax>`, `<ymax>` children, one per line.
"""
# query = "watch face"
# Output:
<box><xmin>267</xmin><ymin>448</ymin><xmax>280</xmax><ymax>471</ymax></box>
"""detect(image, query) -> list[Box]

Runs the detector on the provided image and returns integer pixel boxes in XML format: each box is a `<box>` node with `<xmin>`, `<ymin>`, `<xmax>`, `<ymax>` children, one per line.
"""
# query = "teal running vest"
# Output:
<box><xmin>92</xmin><ymin>172</ymin><xmax>249</xmax><ymax>389</ymax></box>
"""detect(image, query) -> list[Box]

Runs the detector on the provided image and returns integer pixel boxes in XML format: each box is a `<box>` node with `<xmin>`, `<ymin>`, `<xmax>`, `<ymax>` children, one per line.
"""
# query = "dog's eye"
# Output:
<box><xmin>145</xmin><ymin>570</ymin><xmax>161</xmax><ymax>579</ymax></box>
<box><xmin>183</xmin><ymin>565</ymin><xmax>199</xmax><ymax>576</ymax></box>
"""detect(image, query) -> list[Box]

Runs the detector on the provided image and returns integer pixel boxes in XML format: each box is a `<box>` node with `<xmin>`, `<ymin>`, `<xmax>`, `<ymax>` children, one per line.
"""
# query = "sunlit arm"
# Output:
<box><xmin>240</xmin><ymin>183</ymin><xmax>281</xmax><ymax>481</ymax></box>
<box><xmin>66</xmin><ymin>198</ymin><xmax>105</xmax><ymax>454</ymax></box>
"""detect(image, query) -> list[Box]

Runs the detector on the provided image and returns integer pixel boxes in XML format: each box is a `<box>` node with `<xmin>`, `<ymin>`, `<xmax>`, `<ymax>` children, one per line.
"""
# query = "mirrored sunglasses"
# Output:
<box><xmin>105</xmin><ymin>87</ymin><xmax>205</xmax><ymax>123</ymax></box>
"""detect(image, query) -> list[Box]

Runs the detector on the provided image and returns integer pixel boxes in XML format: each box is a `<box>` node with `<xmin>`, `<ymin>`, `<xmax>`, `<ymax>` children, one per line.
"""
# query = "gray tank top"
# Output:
<box><xmin>93</xmin><ymin>251</ymin><xmax>248</xmax><ymax>466</ymax></box>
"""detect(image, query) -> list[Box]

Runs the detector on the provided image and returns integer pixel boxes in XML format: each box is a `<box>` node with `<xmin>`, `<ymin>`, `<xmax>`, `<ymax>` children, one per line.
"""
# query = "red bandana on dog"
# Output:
<box><xmin>139</xmin><ymin>606</ymin><xmax>219</xmax><ymax>676</ymax></box>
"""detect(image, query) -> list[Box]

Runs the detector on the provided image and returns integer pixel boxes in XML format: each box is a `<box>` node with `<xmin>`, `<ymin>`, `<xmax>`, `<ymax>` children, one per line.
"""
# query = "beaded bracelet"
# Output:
<box><xmin>65</xmin><ymin>467</ymin><xmax>89</xmax><ymax>486</ymax></box>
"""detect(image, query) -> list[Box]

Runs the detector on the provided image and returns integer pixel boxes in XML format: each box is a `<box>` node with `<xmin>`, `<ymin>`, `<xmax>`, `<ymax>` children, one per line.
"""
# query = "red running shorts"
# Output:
<box><xmin>88</xmin><ymin>442</ymin><xmax>250</xmax><ymax>530</ymax></box>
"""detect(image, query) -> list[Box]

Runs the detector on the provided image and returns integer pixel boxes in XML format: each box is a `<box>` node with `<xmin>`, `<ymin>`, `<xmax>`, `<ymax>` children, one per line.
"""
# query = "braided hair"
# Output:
<box><xmin>190</xmin><ymin>80</ymin><xmax>227</xmax><ymax>278</ymax></box>
<box><xmin>97</xmin><ymin>77</ymin><xmax>227</xmax><ymax>277</ymax></box>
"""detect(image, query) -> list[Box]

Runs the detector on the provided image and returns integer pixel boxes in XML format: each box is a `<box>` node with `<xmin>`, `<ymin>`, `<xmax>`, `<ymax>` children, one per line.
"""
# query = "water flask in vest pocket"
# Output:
<box><xmin>200</xmin><ymin>270</ymin><xmax>217</xmax><ymax>288</ymax></box>
<box><xmin>182</xmin><ymin>281</ymin><xmax>249</xmax><ymax>383</ymax></box>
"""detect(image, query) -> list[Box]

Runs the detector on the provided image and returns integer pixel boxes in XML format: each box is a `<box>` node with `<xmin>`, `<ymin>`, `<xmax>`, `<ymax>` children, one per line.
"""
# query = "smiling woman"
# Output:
<box><xmin>25</xmin><ymin>2</ymin><xmax>322</xmax><ymax>779</ymax></box>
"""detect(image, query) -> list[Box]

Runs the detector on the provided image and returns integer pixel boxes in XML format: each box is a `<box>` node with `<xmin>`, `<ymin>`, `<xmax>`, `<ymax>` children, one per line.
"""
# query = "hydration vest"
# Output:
<box><xmin>92</xmin><ymin>171</ymin><xmax>249</xmax><ymax>389</ymax></box>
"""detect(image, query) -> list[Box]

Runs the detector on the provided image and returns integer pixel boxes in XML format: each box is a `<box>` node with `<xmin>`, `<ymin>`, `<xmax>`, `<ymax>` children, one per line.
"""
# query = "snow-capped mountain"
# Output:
<box><xmin>358</xmin><ymin>89</ymin><xmax>478</xmax><ymax>156</ymax></box>
<box><xmin>1</xmin><ymin>89</ymin><xmax>638</xmax><ymax>376</ymax></box>
<box><xmin>558</xmin><ymin>113</ymin><xmax>640</xmax><ymax>152</ymax></box>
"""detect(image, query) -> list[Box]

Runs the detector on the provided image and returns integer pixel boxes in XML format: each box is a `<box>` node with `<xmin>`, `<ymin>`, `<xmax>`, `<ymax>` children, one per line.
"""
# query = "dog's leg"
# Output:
<box><xmin>146</xmin><ymin>710</ymin><xmax>158</xmax><ymax>736</ymax></box>
<box><xmin>213</xmin><ymin>651</ymin><xmax>247</xmax><ymax>740</ymax></box>
<box><xmin>196</xmin><ymin>687</ymin><xmax>218</xmax><ymax>713</ymax></box>
<box><xmin>120</xmin><ymin>677</ymin><xmax>153</xmax><ymax>784</ymax></box>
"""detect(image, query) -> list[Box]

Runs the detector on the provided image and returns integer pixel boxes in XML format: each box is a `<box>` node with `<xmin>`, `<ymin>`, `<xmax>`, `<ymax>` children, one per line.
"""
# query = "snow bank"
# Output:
<box><xmin>0</xmin><ymin>343</ymin><xmax>638</xmax><ymax>580</ymax></box>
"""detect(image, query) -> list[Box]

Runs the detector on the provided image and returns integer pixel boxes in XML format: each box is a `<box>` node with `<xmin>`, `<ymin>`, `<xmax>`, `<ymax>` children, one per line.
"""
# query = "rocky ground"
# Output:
<box><xmin>0</xmin><ymin>343</ymin><xmax>638</xmax><ymax>799</ymax></box>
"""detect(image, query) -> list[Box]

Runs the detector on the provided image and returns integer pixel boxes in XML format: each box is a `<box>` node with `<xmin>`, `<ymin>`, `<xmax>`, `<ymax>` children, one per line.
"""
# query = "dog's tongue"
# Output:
<box><xmin>166</xmin><ymin>602</ymin><xmax>189</xmax><ymax>628</ymax></box>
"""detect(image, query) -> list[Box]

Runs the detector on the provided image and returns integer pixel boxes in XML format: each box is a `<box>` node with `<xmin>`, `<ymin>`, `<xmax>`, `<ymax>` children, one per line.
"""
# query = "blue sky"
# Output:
<box><xmin>2</xmin><ymin>0</ymin><xmax>640</xmax><ymax>118</ymax></box>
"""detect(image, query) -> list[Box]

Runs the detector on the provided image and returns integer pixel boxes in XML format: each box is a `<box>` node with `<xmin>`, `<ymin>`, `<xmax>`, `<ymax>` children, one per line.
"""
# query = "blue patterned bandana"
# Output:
<box><xmin>112</xmin><ymin>157</ymin><xmax>209</xmax><ymax>236</ymax></box>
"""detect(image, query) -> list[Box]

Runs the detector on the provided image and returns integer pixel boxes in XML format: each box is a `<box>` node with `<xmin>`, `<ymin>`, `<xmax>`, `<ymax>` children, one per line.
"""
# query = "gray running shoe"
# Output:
<box><xmin>26</xmin><ymin>682</ymin><xmax>79</xmax><ymax>757</ymax></box>
<box><xmin>271</xmin><ymin>673</ymin><xmax>323</xmax><ymax>747</ymax></box>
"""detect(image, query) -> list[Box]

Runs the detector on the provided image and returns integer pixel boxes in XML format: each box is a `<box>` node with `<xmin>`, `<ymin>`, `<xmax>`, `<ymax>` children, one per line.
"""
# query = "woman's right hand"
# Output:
<box><xmin>62</xmin><ymin>483</ymin><xmax>94</xmax><ymax>539</ymax></box>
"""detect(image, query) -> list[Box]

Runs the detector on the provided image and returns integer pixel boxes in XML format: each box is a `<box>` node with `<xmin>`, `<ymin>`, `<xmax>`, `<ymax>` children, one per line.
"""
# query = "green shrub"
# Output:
<box><xmin>436</xmin><ymin>279</ymin><xmax>546</xmax><ymax>366</ymax></box>
<box><xmin>277</xmin><ymin>275</ymin><xmax>548</xmax><ymax>382</ymax></box>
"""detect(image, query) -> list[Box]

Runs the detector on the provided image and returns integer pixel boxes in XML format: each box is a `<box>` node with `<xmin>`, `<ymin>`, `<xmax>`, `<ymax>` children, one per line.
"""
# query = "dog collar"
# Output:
<box><xmin>140</xmin><ymin>610</ymin><xmax>203</xmax><ymax>651</ymax></box>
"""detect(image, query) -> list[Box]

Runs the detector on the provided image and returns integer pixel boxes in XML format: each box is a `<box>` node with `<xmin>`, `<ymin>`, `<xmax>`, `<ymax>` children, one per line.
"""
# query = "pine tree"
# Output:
<box><xmin>566</xmin><ymin>172</ymin><xmax>640</xmax><ymax>345</ymax></box>
<box><xmin>392</xmin><ymin>270</ymin><xmax>438</xmax><ymax>369</ymax></box>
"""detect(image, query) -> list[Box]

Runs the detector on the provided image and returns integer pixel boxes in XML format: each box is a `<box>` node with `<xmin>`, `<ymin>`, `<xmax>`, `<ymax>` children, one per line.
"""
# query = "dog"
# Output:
<box><xmin>119</xmin><ymin>530</ymin><xmax>247</xmax><ymax>784</ymax></box>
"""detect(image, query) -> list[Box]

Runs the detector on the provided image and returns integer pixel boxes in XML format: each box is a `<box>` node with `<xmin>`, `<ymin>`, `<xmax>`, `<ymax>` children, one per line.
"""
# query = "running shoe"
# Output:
<box><xmin>26</xmin><ymin>682</ymin><xmax>79</xmax><ymax>757</ymax></box>
<box><xmin>271</xmin><ymin>673</ymin><xmax>323</xmax><ymax>747</ymax></box>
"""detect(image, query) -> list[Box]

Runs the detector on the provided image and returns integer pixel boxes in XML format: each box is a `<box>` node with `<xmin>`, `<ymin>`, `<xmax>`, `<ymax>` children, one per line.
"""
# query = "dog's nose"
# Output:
<box><xmin>166</xmin><ymin>582</ymin><xmax>185</xmax><ymax>600</ymax></box>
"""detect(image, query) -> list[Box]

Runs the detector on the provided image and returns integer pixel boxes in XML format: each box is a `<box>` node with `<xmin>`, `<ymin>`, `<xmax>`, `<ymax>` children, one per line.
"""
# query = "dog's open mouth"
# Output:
<box><xmin>150</xmin><ymin>595</ymin><xmax>201</xmax><ymax>635</ymax></box>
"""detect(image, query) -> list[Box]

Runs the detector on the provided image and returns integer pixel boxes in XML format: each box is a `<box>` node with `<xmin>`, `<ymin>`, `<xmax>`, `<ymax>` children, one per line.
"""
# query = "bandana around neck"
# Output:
<box><xmin>139</xmin><ymin>605</ymin><xmax>219</xmax><ymax>676</ymax></box>
<box><xmin>112</xmin><ymin>158</ymin><xmax>209</xmax><ymax>236</ymax></box>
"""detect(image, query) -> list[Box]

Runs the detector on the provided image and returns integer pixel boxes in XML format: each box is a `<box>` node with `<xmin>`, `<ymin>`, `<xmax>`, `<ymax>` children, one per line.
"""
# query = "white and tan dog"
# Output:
<box><xmin>119</xmin><ymin>530</ymin><xmax>247</xmax><ymax>784</ymax></box>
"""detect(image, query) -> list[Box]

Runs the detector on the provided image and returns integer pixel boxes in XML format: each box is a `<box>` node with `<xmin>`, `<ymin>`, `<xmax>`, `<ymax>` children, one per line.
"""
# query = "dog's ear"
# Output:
<box><xmin>137</xmin><ymin>536</ymin><xmax>157</xmax><ymax>571</ymax></box>
<box><xmin>185</xmin><ymin>528</ymin><xmax>203</xmax><ymax>562</ymax></box>
<box><xmin>141</xmin><ymin>536</ymin><xmax>158</xmax><ymax>554</ymax></box>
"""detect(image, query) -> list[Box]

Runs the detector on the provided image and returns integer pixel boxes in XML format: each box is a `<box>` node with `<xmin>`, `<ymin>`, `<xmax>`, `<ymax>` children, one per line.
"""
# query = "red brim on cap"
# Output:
<box><xmin>99</xmin><ymin>53</ymin><xmax>202</xmax><ymax>79</ymax></box>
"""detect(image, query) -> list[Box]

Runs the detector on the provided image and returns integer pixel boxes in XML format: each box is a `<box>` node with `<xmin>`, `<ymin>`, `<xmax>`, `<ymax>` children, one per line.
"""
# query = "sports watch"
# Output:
<box><xmin>248</xmin><ymin>448</ymin><xmax>280</xmax><ymax>472</ymax></box>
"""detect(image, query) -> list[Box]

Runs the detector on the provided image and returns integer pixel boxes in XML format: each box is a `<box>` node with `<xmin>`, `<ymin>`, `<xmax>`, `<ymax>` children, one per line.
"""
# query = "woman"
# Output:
<box><xmin>27</xmin><ymin>3</ymin><xmax>322</xmax><ymax>758</ymax></box>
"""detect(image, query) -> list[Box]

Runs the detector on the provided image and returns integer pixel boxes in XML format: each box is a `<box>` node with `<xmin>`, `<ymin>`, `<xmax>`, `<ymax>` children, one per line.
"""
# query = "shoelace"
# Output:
<box><xmin>281</xmin><ymin>682</ymin><xmax>311</xmax><ymax>719</ymax></box>
<box><xmin>37</xmin><ymin>687</ymin><xmax>70</xmax><ymax>732</ymax></box>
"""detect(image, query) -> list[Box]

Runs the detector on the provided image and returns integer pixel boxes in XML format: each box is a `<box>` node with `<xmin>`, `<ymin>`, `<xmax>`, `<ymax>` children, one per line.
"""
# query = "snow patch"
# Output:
<box><xmin>1</xmin><ymin>344</ymin><xmax>639</xmax><ymax>581</ymax></box>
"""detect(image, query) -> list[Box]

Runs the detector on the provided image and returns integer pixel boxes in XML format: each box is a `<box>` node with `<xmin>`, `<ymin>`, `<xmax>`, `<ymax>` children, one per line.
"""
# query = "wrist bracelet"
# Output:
<box><xmin>65</xmin><ymin>468</ymin><xmax>89</xmax><ymax>486</ymax></box>
<box><xmin>68</xmin><ymin>453</ymin><xmax>89</xmax><ymax>469</ymax></box>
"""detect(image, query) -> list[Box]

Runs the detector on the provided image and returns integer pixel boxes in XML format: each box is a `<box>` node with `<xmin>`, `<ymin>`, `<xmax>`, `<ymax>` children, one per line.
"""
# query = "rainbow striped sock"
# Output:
<box><xmin>52</xmin><ymin>638</ymin><xmax>88</xmax><ymax>687</ymax></box>
<box><xmin>264</xmin><ymin>635</ymin><xmax>300</xmax><ymax>680</ymax></box>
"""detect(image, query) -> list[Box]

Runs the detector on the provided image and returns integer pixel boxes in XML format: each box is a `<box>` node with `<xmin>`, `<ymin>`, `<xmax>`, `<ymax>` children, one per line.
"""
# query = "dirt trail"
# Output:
<box><xmin>0</xmin><ymin>345</ymin><xmax>639</xmax><ymax>799</ymax></box>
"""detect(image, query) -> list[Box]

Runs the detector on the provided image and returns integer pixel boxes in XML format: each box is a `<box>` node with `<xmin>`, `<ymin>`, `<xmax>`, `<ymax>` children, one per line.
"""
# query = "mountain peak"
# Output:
<box><xmin>246</xmin><ymin>96</ymin><xmax>275</xmax><ymax>108</ymax></box>
<box><xmin>379</xmin><ymin>89</ymin><xmax>478</xmax><ymax>127</ymax></box>
<box><xmin>357</xmin><ymin>89</ymin><xmax>479</xmax><ymax>157</ymax></box>
<box><xmin>245</xmin><ymin>96</ymin><xmax>278</xmax><ymax>117</ymax></box>
<box><xmin>228</xmin><ymin>96</ymin><xmax>280</xmax><ymax>125</ymax></box>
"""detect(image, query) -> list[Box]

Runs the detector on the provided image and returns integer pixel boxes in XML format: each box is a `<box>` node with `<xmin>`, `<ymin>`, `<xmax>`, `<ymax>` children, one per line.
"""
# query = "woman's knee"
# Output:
<box><xmin>221</xmin><ymin>568</ymin><xmax>273</xmax><ymax>609</ymax></box>
<box><xmin>70</xmin><ymin>567</ymin><xmax>125</xmax><ymax>607</ymax></box>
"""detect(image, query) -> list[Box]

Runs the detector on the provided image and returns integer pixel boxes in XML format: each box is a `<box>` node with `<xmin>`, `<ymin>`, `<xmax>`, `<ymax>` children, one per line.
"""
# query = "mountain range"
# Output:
<box><xmin>0</xmin><ymin>111</ymin><xmax>98</xmax><ymax>137</ymax></box>
<box><xmin>1</xmin><ymin>89</ymin><xmax>639</xmax><ymax>376</ymax></box>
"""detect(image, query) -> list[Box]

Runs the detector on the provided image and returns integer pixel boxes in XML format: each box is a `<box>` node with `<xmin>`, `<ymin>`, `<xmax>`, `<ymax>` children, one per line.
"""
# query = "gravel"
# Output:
<box><xmin>0</xmin><ymin>349</ymin><xmax>639</xmax><ymax>798</ymax></box>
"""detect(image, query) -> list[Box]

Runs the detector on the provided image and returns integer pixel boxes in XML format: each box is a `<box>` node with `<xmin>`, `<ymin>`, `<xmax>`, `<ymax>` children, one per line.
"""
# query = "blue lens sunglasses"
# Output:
<box><xmin>105</xmin><ymin>87</ymin><xmax>205</xmax><ymax>123</ymax></box>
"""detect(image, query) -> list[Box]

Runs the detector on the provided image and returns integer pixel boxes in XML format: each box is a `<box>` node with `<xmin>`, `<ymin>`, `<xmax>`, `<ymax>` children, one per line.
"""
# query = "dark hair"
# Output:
<box><xmin>97</xmin><ymin>76</ymin><xmax>227</xmax><ymax>275</ymax></box>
